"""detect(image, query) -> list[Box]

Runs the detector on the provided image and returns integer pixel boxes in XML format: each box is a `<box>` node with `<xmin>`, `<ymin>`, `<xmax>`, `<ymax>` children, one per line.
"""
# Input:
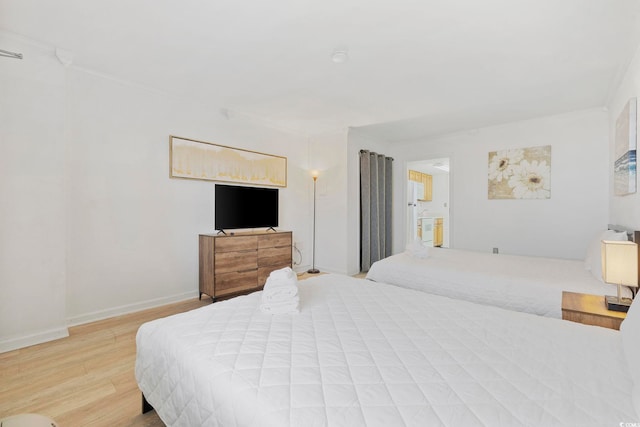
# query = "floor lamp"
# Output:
<box><xmin>308</xmin><ymin>172</ymin><xmax>320</xmax><ymax>274</ymax></box>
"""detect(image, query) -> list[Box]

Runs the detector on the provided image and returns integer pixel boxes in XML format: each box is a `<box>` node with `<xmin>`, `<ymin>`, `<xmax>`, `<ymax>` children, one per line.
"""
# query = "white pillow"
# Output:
<box><xmin>584</xmin><ymin>230</ymin><xmax>628</xmax><ymax>281</ymax></box>
<box><xmin>621</xmin><ymin>300</ymin><xmax>640</xmax><ymax>417</ymax></box>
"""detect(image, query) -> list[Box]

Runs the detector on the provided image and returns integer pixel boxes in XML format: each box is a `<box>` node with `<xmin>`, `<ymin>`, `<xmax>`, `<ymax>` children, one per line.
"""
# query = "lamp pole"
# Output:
<box><xmin>308</xmin><ymin>175</ymin><xmax>320</xmax><ymax>274</ymax></box>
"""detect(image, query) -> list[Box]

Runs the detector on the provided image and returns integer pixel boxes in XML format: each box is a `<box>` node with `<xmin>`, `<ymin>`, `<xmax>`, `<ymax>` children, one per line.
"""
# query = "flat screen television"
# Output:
<box><xmin>215</xmin><ymin>184</ymin><xmax>279</xmax><ymax>231</ymax></box>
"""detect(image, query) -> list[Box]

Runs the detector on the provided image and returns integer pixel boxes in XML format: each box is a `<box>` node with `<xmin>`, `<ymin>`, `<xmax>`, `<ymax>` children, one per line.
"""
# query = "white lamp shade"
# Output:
<box><xmin>601</xmin><ymin>240</ymin><xmax>638</xmax><ymax>287</ymax></box>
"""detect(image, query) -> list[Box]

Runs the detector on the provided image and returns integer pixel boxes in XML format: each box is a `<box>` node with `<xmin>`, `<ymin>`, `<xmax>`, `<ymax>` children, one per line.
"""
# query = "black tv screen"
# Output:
<box><xmin>215</xmin><ymin>184</ymin><xmax>279</xmax><ymax>230</ymax></box>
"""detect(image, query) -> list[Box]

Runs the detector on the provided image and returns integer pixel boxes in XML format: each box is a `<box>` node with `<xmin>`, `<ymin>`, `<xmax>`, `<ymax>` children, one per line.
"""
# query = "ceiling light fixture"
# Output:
<box><xmin>331</xmin><ymin>49</ymin><xmax>348</xmax><ymax>64</ymax></box>
<box><xmin>432</xmin><ymin>162</ymin><xmax>450</xmax><ymax>172</ymax></box>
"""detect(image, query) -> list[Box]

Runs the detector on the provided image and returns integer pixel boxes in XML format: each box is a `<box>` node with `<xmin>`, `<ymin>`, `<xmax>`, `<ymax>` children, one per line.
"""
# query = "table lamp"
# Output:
<box><xmin>601</xmin><ymin>240</ymin><xmax>638</xmax><ymax>312</ymax></box>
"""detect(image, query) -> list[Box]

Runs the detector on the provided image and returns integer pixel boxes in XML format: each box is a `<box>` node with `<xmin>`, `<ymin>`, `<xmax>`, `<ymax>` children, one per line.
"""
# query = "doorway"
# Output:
<box><xmin>406</xmin><ymin>158</ymin><xmax>451</xmax><ymax>248</ymax></box>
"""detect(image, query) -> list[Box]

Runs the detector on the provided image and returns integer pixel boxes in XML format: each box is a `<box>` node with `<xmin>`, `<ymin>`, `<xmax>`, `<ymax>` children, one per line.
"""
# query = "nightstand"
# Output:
<box><xmin>561</xmin><ymin>291</ymin><xmax>627</xmax><ymax>330</ymax></box>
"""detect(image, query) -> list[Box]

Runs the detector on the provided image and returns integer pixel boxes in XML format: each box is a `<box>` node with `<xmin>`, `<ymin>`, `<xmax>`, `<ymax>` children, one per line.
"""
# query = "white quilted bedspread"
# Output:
<box><xmin>366</xmin><ymin>250</ymin><xmax>629</xmax><ymax>318</ymax></box>
<box><xmin>135</xmin><ymin>274</ymin><xmax>637</xmax><ymax>427</ymax></box>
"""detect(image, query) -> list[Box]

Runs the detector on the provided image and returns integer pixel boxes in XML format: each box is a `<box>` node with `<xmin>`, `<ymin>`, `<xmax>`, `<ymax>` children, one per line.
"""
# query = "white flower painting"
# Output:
<box><xmin>488</xmin><ymin>145</ymin><xmax>551</xmax><ymax>199</ymax></box>
<box><xmin>488</xmin><ymin>149</ymin><xmax>524</xmax><ymax>182</ymax></box>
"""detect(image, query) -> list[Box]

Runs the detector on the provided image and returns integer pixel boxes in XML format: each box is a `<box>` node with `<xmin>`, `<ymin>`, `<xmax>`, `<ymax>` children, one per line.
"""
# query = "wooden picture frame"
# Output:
<box><xmin>169</xmin><ymin>135</ymin><xmax>287</xmax><ymax>187</ymax></box>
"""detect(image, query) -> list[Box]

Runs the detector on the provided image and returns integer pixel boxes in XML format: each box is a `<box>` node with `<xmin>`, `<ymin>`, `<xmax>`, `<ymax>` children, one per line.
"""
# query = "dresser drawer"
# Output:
<box><xmin>215</xmin><ymin>270</ymin><xmax>258</xmax><ymax>295</ymax></box>
<box><xmin>258</xmin><ymin>246</ymin><xmax>292</xmax><ymax>267</ymax></box>
<box><xmin>215</xmin><ymin>236</ymin><xmax>258</xmax><ymax>253</ymax></box>
<box><xmin>215</xmin><ymin>251</ymin><xmax>257</xmax><ymax>274</ymax></box>
<box><xmin>258</xmin><ymin>233</ymin><xmax>291</xmax><ymax>249</ymax></box>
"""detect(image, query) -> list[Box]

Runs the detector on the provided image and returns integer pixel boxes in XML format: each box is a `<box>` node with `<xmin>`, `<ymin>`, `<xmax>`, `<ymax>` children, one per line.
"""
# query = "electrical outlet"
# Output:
<box><xmin>492</xmin><ymin>247</ymin><xmax>499</xmax><ymax>254</ymax></box>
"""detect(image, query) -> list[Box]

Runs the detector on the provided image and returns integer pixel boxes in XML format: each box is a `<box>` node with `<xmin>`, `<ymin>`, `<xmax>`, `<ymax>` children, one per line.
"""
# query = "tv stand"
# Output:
<box><xmin>266</xmin><ymin>227</ymin><xmax>276</xmax><ymax>232</ymax></box>
<box><xmin>199</xmin><ymin>230</ymin><xmax>292</xmax><ymax>301</ymax></box>
<box><xmin>216</xmin><ymin>230</ymin><xmax>227</xmax><ymax>236</ymax></box>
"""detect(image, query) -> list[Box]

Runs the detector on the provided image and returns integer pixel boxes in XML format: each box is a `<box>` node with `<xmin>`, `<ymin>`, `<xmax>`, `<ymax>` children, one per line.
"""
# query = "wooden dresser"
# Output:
<box><xmin>199</xmin><ymin>230</ymin><xmax>292</xmax><ymax>301</ymax></box>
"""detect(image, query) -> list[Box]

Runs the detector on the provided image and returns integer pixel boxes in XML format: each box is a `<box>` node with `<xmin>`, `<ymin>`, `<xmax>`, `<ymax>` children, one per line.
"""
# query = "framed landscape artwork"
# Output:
<box><xmin>488</xmin><ymin>145</ymin><xmax>551</xmax><ymax>199</ymax></box>
<box><xmin>169</xmin><ymin>136</ymin><xmax>287</xmax><ymax>187</ymax></box>
<box><xmin>614</xmin><ymin>98</ymin><xmax>637</xmax><ymax>196</ymax></box>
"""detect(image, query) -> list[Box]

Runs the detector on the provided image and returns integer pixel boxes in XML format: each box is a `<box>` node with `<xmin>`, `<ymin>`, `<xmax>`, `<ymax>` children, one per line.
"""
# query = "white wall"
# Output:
<box><xmin>308</xmin><ymin>129</ymin><xmax>350</xmax><ymax>274</ymax></box>
<box><xmin>388</xmin><ymin>109</ymin><xmax>610</xmax><ymax>260</ymax></box>
<box><xmin>5</xmin><ymin>28</ymin><xmax>629</xmax><ymax>351</ymax></box>
<box><xmin>0</xmin><ymin>34</ymin><xmax>69</xmax><ymax>351</ymax></box>
<box><xmin>306</xmin><ymin>127</ymin><xmax>394</xmax><ymax>276</ymax></box>
<box><xmin>608</xmin><ymin>42</ymin><xmax>640</xmax><ymax>228</ymax></box>
<box><xmin>1</xmin><ymin>33</ymin><xmax>311</xmax><ymax>351</ymax></box>
<box><xmin>64</xmin><ymin>69</ymin><xmax>310</xmax><ymax>324</ymax></box>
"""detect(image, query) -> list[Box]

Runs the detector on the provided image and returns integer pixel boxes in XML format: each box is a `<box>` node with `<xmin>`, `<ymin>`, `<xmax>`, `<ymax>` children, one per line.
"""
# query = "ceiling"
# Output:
<box><xmin>409</xmin><ymin>158</ymin><xmax>450</xmax><ymax>175</ymax></box>
<box><xmin>1</xmin><ymin>0</ymin><xmax>640</xmax><ymax>140</ymax></box>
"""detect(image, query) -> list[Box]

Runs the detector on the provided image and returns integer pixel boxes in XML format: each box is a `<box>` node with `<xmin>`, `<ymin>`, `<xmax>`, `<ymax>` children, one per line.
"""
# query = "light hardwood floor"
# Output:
<box><xmin>1</xmin><ymin>272</ymin><xmax>366</xmax><ymax>426</ymax></box>
<box><xmin>0</xmin><ymin>298</ymin><xmax>210</xmax><ymax>426</ymax></box>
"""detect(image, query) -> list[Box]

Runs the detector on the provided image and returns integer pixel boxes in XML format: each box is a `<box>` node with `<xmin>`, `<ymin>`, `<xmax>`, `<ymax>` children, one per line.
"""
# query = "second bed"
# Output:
<box><xmin>366</xmin><ymin>229</ymin><xmax>635</xmax><ymax>318</ymax></box>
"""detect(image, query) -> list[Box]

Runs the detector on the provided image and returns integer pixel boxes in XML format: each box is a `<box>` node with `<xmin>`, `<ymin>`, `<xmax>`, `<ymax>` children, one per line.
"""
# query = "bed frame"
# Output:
<box><xmin>142</xmin><ymin>393</ymin><xmax>153</xmax><ymax>414</ymax></box>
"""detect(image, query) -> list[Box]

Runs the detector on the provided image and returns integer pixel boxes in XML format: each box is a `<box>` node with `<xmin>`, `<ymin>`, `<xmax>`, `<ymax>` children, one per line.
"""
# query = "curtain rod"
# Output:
<box><xmin>359</xmin><ymin>149</ymin><xmax>394</xmax><ymax>161</ymax></box>
<box><xmin>0</xmin><ymin>49</ymin><xmax>23</xmax><ymax>60</ymax></box>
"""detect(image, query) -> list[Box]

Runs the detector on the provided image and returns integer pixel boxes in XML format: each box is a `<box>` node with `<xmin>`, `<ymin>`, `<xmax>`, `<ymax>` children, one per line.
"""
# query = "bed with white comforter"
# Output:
<box><xmin>136</xmin><ymin>274</ymin><xmax>639</xmax><ymax>427</ymax></box>
<box><xmin>365</xmin><ymin>247</ymin><xmax>630</xmax><ymax>318</ymax></box>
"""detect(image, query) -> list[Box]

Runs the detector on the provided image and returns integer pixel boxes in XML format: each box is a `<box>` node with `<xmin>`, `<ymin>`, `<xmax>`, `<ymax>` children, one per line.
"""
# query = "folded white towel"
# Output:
<box><xmin>267</xmin><ymin>266</ymin><xmax>296</xmax><ymax>282</ymax></box>
<box><xmin>263</xmin><ymin>284</ymin><xmax>298</xmax><ymax>302</ymax></box>
<box><xmin>263</xmin><ymin>268</ymin><xmax>298</xmax><ymax>295</ymax></box>
<box><xmin>261</xmin><ymin>267</ymin><xmax>300</xmax><ymax>311</ymax></box>
<box><xmin>260</xmin><ymin>297</ymin><xmax>299</xmax><ymax>315</ymax></box>
<box><xmin>405</xmin><ymin>239</ymin><xmax>430</xmax><ymax>259</ymax></box>
<box><xmin>264</xmin><ymin>276</ymin><xmax>297</xmax><ymax>290</ymax></box>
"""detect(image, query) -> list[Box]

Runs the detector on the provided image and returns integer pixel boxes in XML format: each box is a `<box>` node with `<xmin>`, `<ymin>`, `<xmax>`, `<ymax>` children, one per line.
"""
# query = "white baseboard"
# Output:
<box><xmin>66</xmin><ymin>291</ymin><xmax>198</xmax><ymax>327</ymax></box>
<box><xmin>0</xmin><ymin>327</ymin><xmax>69</xmax><ymax>354</ymax></box>
<box><xmin>1</xmin><ymin>292</ymin><xmax>198</xmax><ymax>353</ymax></box>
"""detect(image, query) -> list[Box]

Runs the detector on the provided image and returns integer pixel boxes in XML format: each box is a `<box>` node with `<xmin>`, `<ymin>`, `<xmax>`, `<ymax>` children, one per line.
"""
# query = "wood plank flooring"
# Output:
<box><xmin>0</xmin><ymin>272</ymin><xmax>363</xmax><ymax>426</ymax></box>
<box><xmin>0</xmin><ymin>298</ymin><xmax>210</xmax><ymax>426</ymax></box>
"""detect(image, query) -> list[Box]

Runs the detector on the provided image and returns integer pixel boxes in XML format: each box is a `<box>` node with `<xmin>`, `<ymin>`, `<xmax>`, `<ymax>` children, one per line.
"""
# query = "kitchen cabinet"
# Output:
<box><xmin>434</xmin><ymin>218</ymin><xmax>443</xmax><ymax>247</ymax></box>
<box><xmin>408</xmin><ymin>170</ymin><xmax>432</xmax><ymax>201</ymax></box>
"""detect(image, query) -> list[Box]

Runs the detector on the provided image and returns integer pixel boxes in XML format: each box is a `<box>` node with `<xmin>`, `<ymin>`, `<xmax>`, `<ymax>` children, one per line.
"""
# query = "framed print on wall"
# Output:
<box><xmin>169</xmin><ymin>135</ymin><xmax>287</xmax><ymax>187</ymax></box>
<box><xmin>614</xmin><ymin>98</ymin><xmax>637</xmax><ymax>196</ymax></box>
<box><xmin>488</xmin><ymin>145</ymin><xmax>551</xmax><ymax>199</ymax></box>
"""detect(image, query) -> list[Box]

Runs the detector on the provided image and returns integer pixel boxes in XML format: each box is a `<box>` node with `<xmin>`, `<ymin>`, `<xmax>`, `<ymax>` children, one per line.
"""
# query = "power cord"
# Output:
<box><xmin>293</xmin><ymin>244</ymin><xmax>302</xmax><ymax>266</ymax></box>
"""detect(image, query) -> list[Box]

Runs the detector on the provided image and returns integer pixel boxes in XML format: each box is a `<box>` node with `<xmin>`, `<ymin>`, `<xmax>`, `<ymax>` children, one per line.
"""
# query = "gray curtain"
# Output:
<box><xmin>360</xmin><ymin>150</ymin><xmax>393</xmax><ymax>272</ymax></box>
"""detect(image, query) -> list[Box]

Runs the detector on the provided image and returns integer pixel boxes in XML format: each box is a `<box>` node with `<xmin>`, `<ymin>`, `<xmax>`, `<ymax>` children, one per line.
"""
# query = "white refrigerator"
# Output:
<box><xmin>420</xmin><ymin>217</ymin><xmax>434</xmax><ymax>246</ymax></box>
<box><xmin>407</xmin><ymin>180</ymin><xmax>424</xmax><ymax>242</ymax></box>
